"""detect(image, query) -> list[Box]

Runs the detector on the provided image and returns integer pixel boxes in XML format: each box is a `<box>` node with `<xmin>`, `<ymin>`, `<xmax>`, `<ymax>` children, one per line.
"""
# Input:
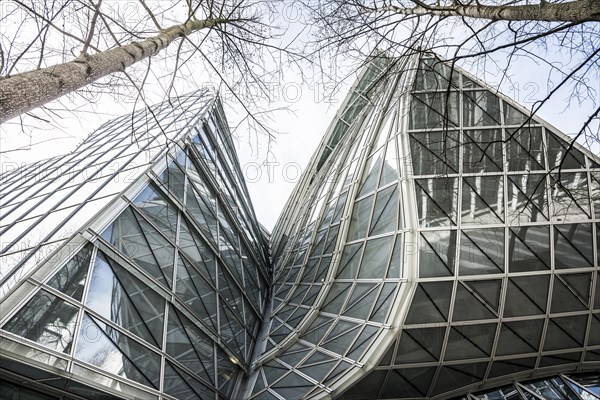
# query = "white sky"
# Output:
<box><xmin>1</xmin><ymin>1</ymin><xmax>598</xmax><ymax>231</ymax></box>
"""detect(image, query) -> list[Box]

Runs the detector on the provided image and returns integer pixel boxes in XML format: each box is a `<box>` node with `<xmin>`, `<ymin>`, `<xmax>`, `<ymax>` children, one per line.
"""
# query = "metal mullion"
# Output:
<box><xmin>127</xmin><ymin>204</ymin><xmax>172</xmax><ymax>285</ymax></box>
<box><xmin>197</xmin><ymin>116</ymin><xmax>265</xmax><ymax>248</ymax></box>
<box><xmin>187</xmin><ymin>143</ymin><xmax>268</xmax><ymax>279</ymax></box>
<box><xmin>426</xmin><ymin>279</ymin><xmax>456</xmax><ymax>398</ymax></box>
<box><xmin>554</xmin><ymin>225</ymin><xmax>594</xmax><ymax>266</ymax></box>
<box><xmin>164</xmin><ymin>308</ymin><xmax>217</xmax><ymax>389</ymax></box>
<box><xmin>414</xmin><ymin>178</ymin><xmax>458</xmax><ymax>225</ymax></box>
<box><xmin>1</xmin><ymin>132</ymin><xmax>164</xmax><ymax>287</ymax></box>
<box><xmin>461</xmin><ymin>176</ymin><xmax>505</xmax><ymax>222</ymax></box>
<box><xmin>68</xmin><ymin>244</ymin><xmax>97</xmax><ymax>368</ymax></box>
<box><xmin>85</xmin><ymin>255</ymin><xmax>163</xmax><ymax>349</ymax></box>
<box><xmin>560</xmin><ymin>374</ymin><xmax>599</xmax><ymax>399</ymax></box>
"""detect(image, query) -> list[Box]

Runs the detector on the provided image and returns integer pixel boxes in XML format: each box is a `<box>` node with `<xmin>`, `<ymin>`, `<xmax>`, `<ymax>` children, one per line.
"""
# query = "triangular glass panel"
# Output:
<box><xmin>343</xmin><ymin>370</ymin><xmax>386</xmax><ymax>399</ymax></box>
<box><xmin>272</xmin><ymin>371</ymin><xmax>316</xmax><ymax>400</ymax></box>
<box><xmin>503</xmin><ymin>102</ymin><xmax>529</xmax><ymax>125</ymax></box>
<box><xmin>323</xmin><ymin>225</ymin><xmax>340</xmax><ymax>255</ymax></box>
<box><xmin>387</xmin><ymin>235</ymin><xmax>403</xmax><ymax>279</ymax></box>
<box><xmin>166</xmin><ymin>305</ymin><xmax>215</xmax><ymax>385</ymax></box>
<box><xmin>337</xmin><ymin>242</ymin><xmax>364</xmax><ymax>279</ymax></box>
<box><xmin>543</xmin><ymin>315</ymin><xmax>587</xmax><ymax>351</ymax></box>
<box><xmin>358</xmin><ymin>149</ymin><xmax>384</xmax><ymax>197</ymax></box>
<box><xmin>459</xmin><ymin>229</ymin><xmax>504</xmax><ymax>275</ymax></box>
<box><xmin>461</xmin><ymin>176</ymin><xmax>504</xmax><ymax>224</ymax></box>
<box><xmin>420</xmin><ymin>230</ymin><xmax>455</xmax><ymax>278</ymax></box>
<box><xmin>504</xmin><ymin>275</ymin><xmax>549</xmax><ymax>317</ymax></box>
<box><xmin>561</xmin><ymin>272</ymin><xmax>593</xmax><ymax>306</ymax></box>
<box><xmin>347</xmin><ymin>194</ymin><xmax>375</xmax><ymax>241</ymax></box>
<box><xmin>103</xmin><ymin>206</ymin><xmax>175</xmax><ymax>288</ymax></box>
<box><xmin>75</xmin><ymin>313</ymin><xmax>160</xmax><ymax>388</ymax></box>
<box><xmin>343</xmin><ymin>284</ymin><xmax>379</xmax><ymax>320</ymax></box>
<box><xmin>554</xmin><ymin>224</ymin><xmax>593</xmax><ymax>269</ymax></box>
<box><xmin>463</xmin><ymin>90</ymin><xmax>501</xmax><ymax>127</ymax></box>
<box><xmin>298</xmin><ymin>360</ymin><xmax>337</xmax><ymax>383</ymax></box>
<box><xmin>321</xmin><ymin>322</ymin><xmax>361</xmax><ymax>355</ymax></box>
<box><xmin>85</xmin><ymin>252</ymin><xmax>163</xmax><ymax>347</ymax></box>
<box><xmin>369</xmin><ymin>186</ymin><xmax>398</xmax><ymax>236</ymax></box>
<box><xmin>489</xmin><ymin>357</ymin><xmax>536</xmax><ymax>379</ymax></box>
<box><xmin>465</xmin><ymin>280</ymin><xmax>502</xmax><ymax>313</ymax></box>
<box><xmin>277</xmin><ymin>343</ymin><xmax>311</xmax><ymax>367</ymax></box>
<box><xmin>218</xmin><ymin>269</ymin><xmax>246</xmax><ymax>325</ymax></box>
<box><xmin>496</xmin><ymin>319</ymin><xmax>544</xmax><ymax>356</ymax></box>
<box><xmin>551</xmin><ymin>172</ymin><xmax>591</xmax><ymax>220</ymax></box>
<box><xmin>551</xmin><ymin>275</ymin><xmax>588</xmax><ymax>313</ymax></box>
<box><xmin>2</xmin><ymin>289</ymin><xmax>78</xmax><ymax>353</ymax></box>
<box><xmin>415</xmin><ymin>177</ymin><xmax>458</xmax><ymax>227</ymax></box>
<box><xmin>506</xmin><ymin>174</ymin><xmax>549</xmax><ymax>223</ymax></box>
<box><xmin>382</xmin><ymin>367</ymin><xmax>436</xmax><ymax>398</ymax></box>
<box><xmin>163</xmin><ymin>360</ymin><xmax>214</xmax><ymax>400</ymax></box>
<box><xmin>462</xmin><ymin>75</ymin><xmax>482</xmax><ymax>89</ymax></box>
<box><xmin>433</xmin><ymin>362</ymin><xmax>488</xmax><ymax>396</ymax></box>
<box><xmin>263</xmin><ymin>361</ymin><xmax>290</xmax><ymax>386</ymax></box>
<box><xmin>302</xmin><ymin>284</ymin><xmax>322</xmax><ymax>306</ymax></box>
<box><xmin>506</xmin><ymin>127</ymin><xmax>545</xmax><ymax>172</ymax></box>
<box><xmin>539</xmin><ymin>352</ymin><xmax>582</xmax><ymax>368</ymax></box>
<box><xmin>215</xmin><ymin>345</ymin><xmax>239</xmax><ymax>394</ymax></box>
<box><xmin>185</xmin><ymin>184</ymin><xmax>219</xmax><ymax>244</ymax></box>
<box><xmin>405</xmin><ymin>282</ymin><xmax>453</xmax><ymax>324</ymax></box>
<box><xmin>178</xmin><ymin>218</ymin><xmax>216</xmax><ymax>284</ymax></box>
<box><xmin>453</xmin><ymin>282</ymin><xmax>496</xmax><ymax>321</ymax></box>
<box><xmin>380</xmin><ymin>140</ymin><xmax>399</xmax><ymax>186</ymax></box>
<box><xmin>175</xmin><ymin>256</ymin><xmax>218</xmax><ymax>331</ymax></box>
<box><xmin>358</xmin><ymin>236</ymin><xmax>394</xmax><ymax>279</ymax></box>
<box><xmin>462</xmin><ymin>129</ymin><xmax>503</xmax><ymax>173</ymax></box>
<box><xmin>410</xmin><ymin>91</ymin><xmax>460</xmax><ymax>130</ymax></box>
<box><xmin>132</xmin><ymin>183</ymin><xmax>179</xmax><ymax>240</ymax></box>
<box><xmin>219</xmin><ymin>304</ymin><xmax>245</xmax><ymax>360</ymax></box>
<box><xmin>347</xmin><ymin>325</ymin><xmax>378</xmax><ymax>360</ymax></box>
<box><xmin>590</xmin><ymin>172</ymin><xmax>600</xmax><ymax>220</ymax></box>
<box><xmin>409</xmin><ymin>130</ymin><xmax>459</xmax><ymax>176</ymax></box>
<box><xmin>546</xmin><ymin>130</ymin><xmax>586</xmax><ymax>170</ymax></box>
<box><xmin>302</xmin><ymin>316</ymin><xmax>335</xmax><ymax>346</ymax></box>
<box><xmin>370</xmin><ymin>283</ymin><xmax>397</xmax><ymax>323</ymax></box>
<box><xmin>414</xmin><ymin>56</ymin><xmax>460</xmax><ymax>91</ymax></box>
<box><xmin>157</xmin><ymin>159</ymin><xmax>186</xmax><ymax>203</ymax></box>
<box><xmin>508</xmin><ymin>226</ymin><xmax>550</xmax><ymax>272</ymax></box>
<box><xmin>46</xmin><ymin>244</ymin><xmax>93</xmax><ymax>301</ymax></box>
<box><xmin>395</xmin><ymin>327</ymin><xmax>445</xmax><ymax>364</ymax></box>
<box><xmin>444</xmin><ymin>323</ymin><xmax>496</xmax><ymax>360</ymax></box>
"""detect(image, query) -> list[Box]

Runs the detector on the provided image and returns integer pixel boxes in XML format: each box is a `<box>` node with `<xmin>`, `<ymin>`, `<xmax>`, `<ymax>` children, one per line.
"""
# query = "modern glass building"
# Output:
<box><xmin>0</xmin><ymin>91</ymin><xmax>270</xmax><ymax>399</ymax></box>
<box><xmin>0</xmin><ymin>52</ymin><xmax>599</xmax><ymax>400</ymax></box>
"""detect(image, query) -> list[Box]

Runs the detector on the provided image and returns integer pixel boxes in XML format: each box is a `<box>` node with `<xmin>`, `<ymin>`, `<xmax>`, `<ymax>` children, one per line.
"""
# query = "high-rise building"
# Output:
<box><xmin>1</xmin><ymin>52</ymin><xmax>599</xmax><ymax>400</ymax></box>
<box><xmin>0</xmin><ymin>91</ymin><xmax>270</xmax><ymax>399</ymax></box>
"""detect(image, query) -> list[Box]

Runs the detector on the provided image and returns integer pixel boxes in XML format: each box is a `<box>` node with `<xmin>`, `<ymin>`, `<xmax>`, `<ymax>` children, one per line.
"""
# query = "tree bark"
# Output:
<box><xmin>384</xmin><ymin>0</ymin><xmax>600</xmax><ymax>23</ymax></box>
<box><xmin>0</xmin><ymin>18</ymin><xmax>227</xmax><ymax>124</ymax></box>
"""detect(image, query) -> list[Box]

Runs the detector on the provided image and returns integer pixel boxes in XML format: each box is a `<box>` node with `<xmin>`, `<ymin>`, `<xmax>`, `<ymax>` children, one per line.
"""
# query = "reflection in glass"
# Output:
<box><xmin>75</xmin><ymin>313</ymin><xmax>160</xmax><ymax>388</ymax></box>
<box><xmin>47</xmin><ymin>244</ymin><xmax>92</xmax><ymax>301</ymax></box>
<box><xmin>3</xmin><ymin>290</ymin><xmax>78</xmax><ymax>353</ymax></box>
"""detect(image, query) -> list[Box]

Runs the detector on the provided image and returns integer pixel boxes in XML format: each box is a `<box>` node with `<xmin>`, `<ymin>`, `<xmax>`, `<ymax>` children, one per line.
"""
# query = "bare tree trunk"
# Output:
<box><xmin>0</xmin><ymin>18</ymin><xmax>227</xmax><ymax>124</ymax></box>
<box><xmin>384</xmin><ymin>0</ymin><xmax>600</xmax><ymax>23</ymax></box>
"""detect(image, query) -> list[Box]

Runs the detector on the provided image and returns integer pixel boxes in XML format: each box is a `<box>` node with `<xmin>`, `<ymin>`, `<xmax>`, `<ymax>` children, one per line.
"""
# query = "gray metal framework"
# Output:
<box><xmin>0</xmin><ymin>90</ymin><xmax>270</xmax><ymax>400</ymax></box>
<box><xmin>248</xmin><ymin>52</ymin><xmax>600</xmax><ymax>399</ymax></box>
<box><xmin>0</xmin><ymin>51</ymin><xmax>599</xmax><ymax>400</ymax></box>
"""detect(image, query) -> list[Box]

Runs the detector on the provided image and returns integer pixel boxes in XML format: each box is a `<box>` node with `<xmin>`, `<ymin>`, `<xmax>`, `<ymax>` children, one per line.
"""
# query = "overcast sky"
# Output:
<box><xmin>1</xmin><ymin>1</ymin><xmax>597</xmax><ymax>231</ymax></box>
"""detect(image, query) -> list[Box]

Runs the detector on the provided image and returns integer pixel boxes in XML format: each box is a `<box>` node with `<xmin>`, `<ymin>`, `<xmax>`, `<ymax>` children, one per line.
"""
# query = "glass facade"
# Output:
<box><xmin>249</xmin><ymin>53</ymin><xmax>600</xmax><ymax>399</ymax></box>
<box><xmin>1</xmin><ymin>53</ymin><xmax>599</xmax><ymax>399</ymax></box>
<box><xmin>0</xmin><ymin>90</ymin><xmax>270</xmax><ymax>399</ymax></box>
